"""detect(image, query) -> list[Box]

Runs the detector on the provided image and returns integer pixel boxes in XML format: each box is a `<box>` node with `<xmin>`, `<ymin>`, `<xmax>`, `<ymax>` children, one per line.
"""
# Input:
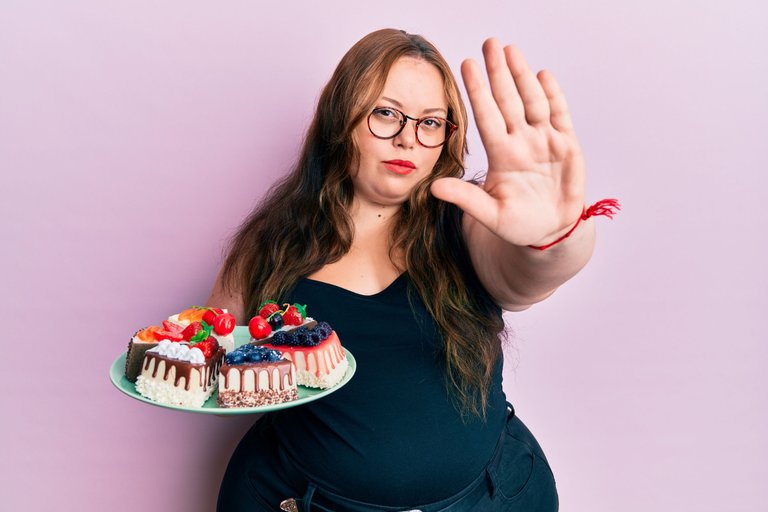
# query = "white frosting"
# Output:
<box><xmin>147</xmin><ymin>340</ymin><xmax>205</xmax><ymax>364</ymax></box>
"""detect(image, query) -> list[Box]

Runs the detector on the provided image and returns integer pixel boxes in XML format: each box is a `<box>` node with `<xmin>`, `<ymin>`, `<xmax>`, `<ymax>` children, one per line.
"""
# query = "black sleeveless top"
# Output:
<box><xmin>264</xmin><ymin>273</ymin><xmax>508</xmax><ymax>505</ymax></box>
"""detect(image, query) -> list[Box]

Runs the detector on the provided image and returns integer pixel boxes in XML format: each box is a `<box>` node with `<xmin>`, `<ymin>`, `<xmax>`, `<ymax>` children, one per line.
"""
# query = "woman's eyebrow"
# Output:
<box><xmin>381</xmin><ymin>96</ymin><xmax>448</xmax><ymax>115</ymax></box>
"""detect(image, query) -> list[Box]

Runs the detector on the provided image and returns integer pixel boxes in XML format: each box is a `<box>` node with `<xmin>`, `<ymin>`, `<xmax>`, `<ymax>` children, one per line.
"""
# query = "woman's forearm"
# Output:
<box><xmin>465</xmin><ymin>214</ymin><xmax>596</xmax><ymax>311</ymax></box>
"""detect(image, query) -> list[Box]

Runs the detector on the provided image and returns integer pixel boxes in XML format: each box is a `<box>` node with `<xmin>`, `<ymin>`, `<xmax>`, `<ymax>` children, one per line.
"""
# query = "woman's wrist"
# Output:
<box><xmin>528</xmin><ymin>199</ymin><xmax>620</xmax><ymax>251</ymax></box>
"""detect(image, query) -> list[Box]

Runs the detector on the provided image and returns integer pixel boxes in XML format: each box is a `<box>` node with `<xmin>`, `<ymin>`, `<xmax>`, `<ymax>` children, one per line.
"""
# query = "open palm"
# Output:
<box><xmin>431</xmin><ymin>38</ymin><xmax>586</xmax><ymax>247</ymax></box>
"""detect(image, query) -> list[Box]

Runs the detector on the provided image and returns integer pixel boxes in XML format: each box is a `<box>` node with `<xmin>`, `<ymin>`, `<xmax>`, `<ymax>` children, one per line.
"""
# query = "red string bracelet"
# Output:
<box><xmin>528</xmin><ymin>198</ymin><xmax>621</xmax><ymax>251</ymax></box>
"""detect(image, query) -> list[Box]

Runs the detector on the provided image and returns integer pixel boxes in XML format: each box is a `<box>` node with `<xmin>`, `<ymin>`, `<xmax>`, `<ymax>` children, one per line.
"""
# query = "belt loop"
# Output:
<box><xmin>303</xmin><ymin>483</ymin><xmax>317</xmax><ymax>511</ymax></box>
<box><xmin>486</xmin><ymin>466</ymin><xmax>498</xmax><ymax>500</ymax></box>
<box><xmin>301</xmin><ymin>482</ymin><xmax>317</xmax><ymax>512</ymax></box>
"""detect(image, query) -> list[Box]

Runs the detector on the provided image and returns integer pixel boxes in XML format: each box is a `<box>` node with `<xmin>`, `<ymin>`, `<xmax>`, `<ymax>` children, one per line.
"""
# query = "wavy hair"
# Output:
<box><xmin>220</xmin><ymin>29</ymin><xmax>505</xmax><ymax>417</ymax></box>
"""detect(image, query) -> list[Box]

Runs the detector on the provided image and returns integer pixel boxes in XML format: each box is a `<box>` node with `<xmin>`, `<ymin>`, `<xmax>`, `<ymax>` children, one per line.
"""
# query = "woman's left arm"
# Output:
<box><xmin>431</xmin><ymin>38</ymin><xmax>604</xmax><ymax>311</ymax></box>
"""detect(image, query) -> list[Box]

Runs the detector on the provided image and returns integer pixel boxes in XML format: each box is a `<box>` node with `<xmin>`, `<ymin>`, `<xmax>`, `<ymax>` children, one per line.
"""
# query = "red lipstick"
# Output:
<box><xmin>383</xmin><ymin>159</ymin><xmax>416</xmax><ymax>175</ymax></box>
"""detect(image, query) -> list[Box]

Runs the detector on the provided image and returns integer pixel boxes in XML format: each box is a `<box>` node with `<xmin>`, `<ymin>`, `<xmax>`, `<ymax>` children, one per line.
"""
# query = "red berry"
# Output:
<box><xmin>181</xmin><ymin>321</ymin><xmax>203</xmax><ymax>341</ymax></box>
<box><xmin>194</xmin><ymin>337</ymin><xmax>219</xmax><ymax>359</ymax></box>
<box><xmin>163</xmin><ymin>320</ymin><xmax>184</xmax><ymax>334</ymax></box>
<box><xmin>153</xmin><ymin>329</ymin><xmax>184</xmax><ymax>342</ymax></box>
<box><xmin>202</xmin><ymin>307</ymin><xmax>224</xmax><ymax>325</ymax></box>
<box><xmin>196</xmin><ymin>342</ymin><xmax>213</xmax><ymax>359</ymax></box>
<box><xmin>213</xmin><ymin>313</ymin><xmax>236</xmax><ymax>335</ymax></box>
<box><xmin>248</xmin><ymin>315</ymin><xmax>272</xmax><ymax>340</ymax></box>
<box><xmin>282</xmin><ymin>306</ymin><xmax>304</xmax><ymax>326</ymax></box>
<box><xmin>258</xmin><ymin>301</ymin><xmax>280</xmax><ymax>319</ymax></box>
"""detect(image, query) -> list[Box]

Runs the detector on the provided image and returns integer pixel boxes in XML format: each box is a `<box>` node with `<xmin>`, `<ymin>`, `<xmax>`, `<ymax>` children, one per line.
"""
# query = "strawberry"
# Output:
<box><xmin>248</xmin><ymin>315</ymin><xmax>272</xmax><ymax>340</ymax></box>
<box><xmin>153</xmin><ymin>329</ymin><xmax>184</xmax><ymax>342</ymax></box>
<box><xmin>181</xmin><ymin>321</ymin><xmax>204</xmax><ymax>341</ymax></box>
<box><xmin>282</xmin><ymin>303</ymin><xmax>307</xmax><ymax>326</ymax></box>
<box><xmin>202</xmin><ymin>307</ymin><xmax>224</xmax><ymax>326</ymax></box>
<box><xmin>195</xmin><ymin>337</ymin><xmax>220</xmax><ymax>359</ymax></box>
<box><xmin>213</xmin><ymin>313</ymin><xmax>236</xmax><ymax>335</ymax></box>
<box><xmin>163</xmin><ymin>320</ymin><xmax>184</xmax><ymax>334</ymax></box>
<box><xmin>258</xmin><ymin>301</ymin><xmax>280</xmax><ymax>319</ymax></box>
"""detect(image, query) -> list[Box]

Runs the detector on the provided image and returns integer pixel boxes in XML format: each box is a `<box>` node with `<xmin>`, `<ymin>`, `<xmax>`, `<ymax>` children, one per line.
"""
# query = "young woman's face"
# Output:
<box><xmin>350</xmin><ymin>57</ymin><xmax>448</xmax><ymax>208</ymax></box>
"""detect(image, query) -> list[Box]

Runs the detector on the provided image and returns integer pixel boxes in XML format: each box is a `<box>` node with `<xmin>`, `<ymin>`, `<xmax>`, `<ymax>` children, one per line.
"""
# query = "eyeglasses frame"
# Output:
<box><xmin>366</xmin><ymin>106</ymin><xmax>458</xmax><ymax>148</ymax></box>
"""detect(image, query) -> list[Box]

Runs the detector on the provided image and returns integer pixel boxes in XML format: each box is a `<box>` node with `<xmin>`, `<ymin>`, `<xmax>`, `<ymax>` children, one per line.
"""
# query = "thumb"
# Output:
<box><xmin>430</xmin><ymin>177</ymin><xmax>499</xmax><ymax>229</ymax></box>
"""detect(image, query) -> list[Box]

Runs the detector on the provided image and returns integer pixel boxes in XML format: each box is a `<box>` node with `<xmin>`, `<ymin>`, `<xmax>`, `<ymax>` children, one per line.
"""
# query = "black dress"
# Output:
<box><xmin>217</xmin><ymin>273</ymin><xmax>559</xmax><ymax>511</ymax></box>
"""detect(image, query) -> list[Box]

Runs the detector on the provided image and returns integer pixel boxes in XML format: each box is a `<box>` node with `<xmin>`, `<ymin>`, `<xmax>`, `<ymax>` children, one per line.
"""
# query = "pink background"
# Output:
<box><xmin>2</xmin><ymin>1</ymin><xmax>766</xmax><ymax>510</ymax></box>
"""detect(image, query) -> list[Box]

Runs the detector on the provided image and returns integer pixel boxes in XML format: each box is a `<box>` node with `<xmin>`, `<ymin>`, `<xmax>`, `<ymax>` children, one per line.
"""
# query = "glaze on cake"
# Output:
<box><xmin>125</xmin><ymin>307</ymin><xmax>235</xmax><ymax>382</ymax></box>
<box><xmin>135</xmin><ymin>340</ymin><xmax>224</xmax><ymax>408</ymax></box>
<box><xmin>261</xmin><ymin>323</ymin><xmax>348</xmax><ymax>389</ymax></box>
<box><xmin>218</xmin><ymin>345</ymin><xmax>298</xmax><ymax>407</ymax></box>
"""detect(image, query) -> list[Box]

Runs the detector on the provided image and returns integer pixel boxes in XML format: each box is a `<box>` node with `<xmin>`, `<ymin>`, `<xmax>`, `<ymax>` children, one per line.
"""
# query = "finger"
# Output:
<box><xmin>461</xmin><ymin>58</ymin><xmax>508</xmax><ymax>148</ymax></box>
<box><xmin>430</xmin><ymin>177</ymin><xmax>499</xmax><ymax>229</ymax></box>
<box><xmin>538</xmin><ymin>70</ymin><xmax>574</xmax><ymax>132</ymax></box>
<box><xmin>504</xmin><ymin>45</ymin><xmax>550</xmax><ymax>126</ymax></box>
<box><xmin>482</xmin><ymin>38</ymin><xmax>525</xmax><ymax>132</ymax></box>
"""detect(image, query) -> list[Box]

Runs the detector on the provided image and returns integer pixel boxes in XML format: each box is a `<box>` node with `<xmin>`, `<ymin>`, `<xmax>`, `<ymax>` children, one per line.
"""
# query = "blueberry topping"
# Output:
<box><xmin>226</xmin><ymin>351</ymin><xmax>246</xmax><ymax>365</ymax></box>
<box><xmin>245</xmin><ymin>349</ymin><xmax>266</xmax><ymax>362</ymax></box>
<box><xmin>266</xmin><ymin>350</ymin><xmax>282</xmax><ymax>362</ymax></box>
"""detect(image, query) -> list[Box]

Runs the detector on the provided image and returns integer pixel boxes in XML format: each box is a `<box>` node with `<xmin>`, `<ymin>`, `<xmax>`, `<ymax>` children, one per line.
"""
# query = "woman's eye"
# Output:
<box><xmin>421</xmin><ymin>117</ymin><xmax>443</xmax><ymax>129</ymax></box>
<box><xmin>374</xmin><ymin>108</ymin><xmax>398</xmax><ymax>118</ymax></box>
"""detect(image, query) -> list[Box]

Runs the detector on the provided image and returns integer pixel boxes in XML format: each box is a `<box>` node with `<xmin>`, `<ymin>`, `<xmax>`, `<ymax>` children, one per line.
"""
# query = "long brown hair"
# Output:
<box><xmin>220</xmin><ymin>29</ymin><xmax>505</xmax><ymax>417</ymax></box>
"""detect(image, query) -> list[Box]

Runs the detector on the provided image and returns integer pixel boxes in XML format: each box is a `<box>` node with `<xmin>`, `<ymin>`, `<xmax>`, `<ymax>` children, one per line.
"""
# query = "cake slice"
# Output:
<box><xmin>261</xmin><ymin>322</ymin><xmax>348</xmax><ymax>389</ymax></box>
<box><xmin>218</xmin><ymin>345</ymin><xmax>298</xmax><ymax>407</ymax></box>
<box><xmin>125</xmin><ymin>308</ymin><xmax>235</xmax><ymax>382</ymax></box>
<box><xmin>135</xmin><ymin>339</ymin><xmax>224</xmax><ymax>408</ymax></box>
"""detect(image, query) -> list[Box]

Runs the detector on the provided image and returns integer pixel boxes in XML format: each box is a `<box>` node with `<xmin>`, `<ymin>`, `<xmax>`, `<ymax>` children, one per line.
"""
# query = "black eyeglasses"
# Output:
<box><xmin>367</xmin><ymin>106</ymin><xmax>457</xmax><ymax>148</ymax></box>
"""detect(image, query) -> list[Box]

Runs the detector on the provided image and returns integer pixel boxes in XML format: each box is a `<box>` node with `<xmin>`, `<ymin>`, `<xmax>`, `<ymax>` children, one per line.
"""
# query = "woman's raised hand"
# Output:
<box><xmin>431</xmin><ymin>38</ymin><xmax>587</xmax><ymax>247</ymax></box>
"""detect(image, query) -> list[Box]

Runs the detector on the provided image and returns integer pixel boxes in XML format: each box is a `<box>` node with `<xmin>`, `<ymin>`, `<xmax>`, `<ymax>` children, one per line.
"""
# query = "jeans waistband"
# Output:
<box><xmin>283</xmin><ymin>404</ymin><xmax>513</xmax><ymax>512</ymax></box>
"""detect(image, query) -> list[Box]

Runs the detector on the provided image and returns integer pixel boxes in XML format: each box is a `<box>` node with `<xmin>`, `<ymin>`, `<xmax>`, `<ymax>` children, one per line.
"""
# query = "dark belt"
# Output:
<box><xmin>280</xmin><ymin>404</ymin><xmax>514</xmax><ymax>512</ymax></box>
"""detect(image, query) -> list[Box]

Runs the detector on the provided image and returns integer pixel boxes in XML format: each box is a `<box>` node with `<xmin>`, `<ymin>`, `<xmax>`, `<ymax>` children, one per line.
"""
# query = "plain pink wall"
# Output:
<box><xmin>2</xmin><ymin>1</ymin><xmax>766</xmax><ymax>510</ymax></box>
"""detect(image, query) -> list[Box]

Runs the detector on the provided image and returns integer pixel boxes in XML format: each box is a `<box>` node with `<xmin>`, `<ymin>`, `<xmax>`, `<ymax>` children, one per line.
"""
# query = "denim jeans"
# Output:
<box><xmin>218</xmin><ymin>405</ymin><xmax>558</xmax><ymax>512</ymax></box>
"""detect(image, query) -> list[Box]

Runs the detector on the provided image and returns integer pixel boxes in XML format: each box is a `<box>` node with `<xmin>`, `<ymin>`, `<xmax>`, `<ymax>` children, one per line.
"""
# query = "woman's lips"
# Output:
<box><xmin>383</xmin><ymin>160</ymin><xmax>416</xmax><ymax>175</ymax></box>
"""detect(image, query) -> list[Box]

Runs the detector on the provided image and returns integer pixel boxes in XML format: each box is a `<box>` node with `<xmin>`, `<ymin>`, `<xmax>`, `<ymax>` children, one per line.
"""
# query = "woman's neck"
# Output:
<box><xmin>349</xmin><ymin>196</ymin><xmax>401</xmax><ymax>240</ymax></box>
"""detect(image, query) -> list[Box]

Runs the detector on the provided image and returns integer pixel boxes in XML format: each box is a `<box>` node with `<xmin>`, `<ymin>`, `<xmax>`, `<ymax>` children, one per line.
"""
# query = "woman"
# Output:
<box><xmin>212</xmin><ymin>28</ymin><xmax>599</xmax><ymax>511</ymax></box>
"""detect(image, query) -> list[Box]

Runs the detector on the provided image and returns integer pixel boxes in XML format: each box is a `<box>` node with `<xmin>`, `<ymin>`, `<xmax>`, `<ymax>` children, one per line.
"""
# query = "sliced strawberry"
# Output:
<box><xmin>153</xmin><ymin>329</ymin><xmax>184</xmax><ymax>342</ymax></box>
<box><xmin>162</xmin><ymin>320</ymin><xmax>184</xmax><ymax>334</ymax></box>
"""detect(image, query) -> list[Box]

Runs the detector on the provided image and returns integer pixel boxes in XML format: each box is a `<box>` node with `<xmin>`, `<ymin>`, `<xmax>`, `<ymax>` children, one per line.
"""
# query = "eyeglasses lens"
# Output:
<box><xmin>369</xmin><ymin>108</ymin><xmax>449</xmax><ymax>147</ymax></box>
